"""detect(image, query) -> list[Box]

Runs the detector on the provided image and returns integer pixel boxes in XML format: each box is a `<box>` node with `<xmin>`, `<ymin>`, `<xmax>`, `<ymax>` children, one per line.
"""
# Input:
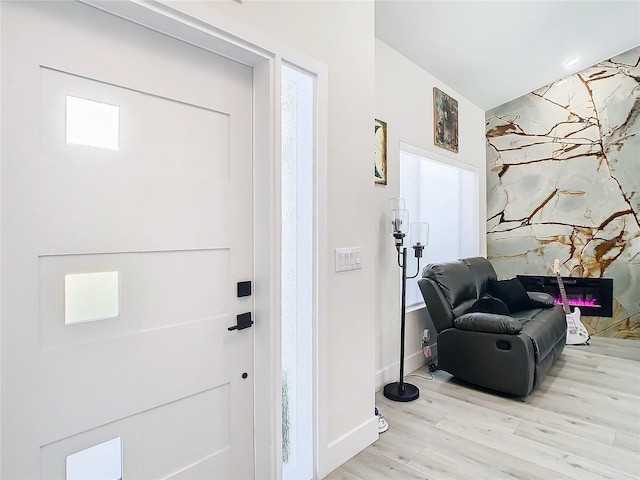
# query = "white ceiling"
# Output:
<box><xmin>375</xmin><ymin>0</ymin><xmax>640</xmax><ymax>111</ymax></box>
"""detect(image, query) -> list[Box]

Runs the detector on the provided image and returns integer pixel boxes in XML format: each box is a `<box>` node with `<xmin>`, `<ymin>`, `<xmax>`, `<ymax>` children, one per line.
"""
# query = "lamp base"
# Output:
<box><xmin>383</xmin><ymin>382</ymin><xmax>419</xmax><ymax>402</ymax></box>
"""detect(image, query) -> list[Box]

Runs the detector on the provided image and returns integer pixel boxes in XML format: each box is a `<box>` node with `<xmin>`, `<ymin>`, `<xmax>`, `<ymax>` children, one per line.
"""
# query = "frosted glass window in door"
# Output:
<box><xmin>66</xmin><ymin>437</ymin><xmax>122</xmax><ymax>480</ymax></box>
<box><xmin>64</xmin><ymin>271</ymin><xmax>120</xmax><ymax>325</ymax></box>
<box><xmin>66</xmin><ymin>95</ymin><xmax>120</xmax><ymax>150</ymax></box>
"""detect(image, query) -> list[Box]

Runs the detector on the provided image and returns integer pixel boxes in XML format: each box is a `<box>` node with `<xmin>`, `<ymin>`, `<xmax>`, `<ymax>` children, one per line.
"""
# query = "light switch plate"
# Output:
<box><xmin>335</xmin><ymin>247</ymin><xmax>362</xmax><ymax>272</ymax></box>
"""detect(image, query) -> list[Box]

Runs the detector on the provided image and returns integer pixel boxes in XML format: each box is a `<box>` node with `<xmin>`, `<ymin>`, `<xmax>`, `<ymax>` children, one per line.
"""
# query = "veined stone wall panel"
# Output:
<box><xmin>486</xmin><ymin>46</ymin><xmax>640</xmax><ymax>339</ymax></box>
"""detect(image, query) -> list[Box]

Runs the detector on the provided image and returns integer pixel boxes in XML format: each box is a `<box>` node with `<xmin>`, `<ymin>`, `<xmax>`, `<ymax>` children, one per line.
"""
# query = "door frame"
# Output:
<box><xmin>0</xmin><ymin>1</ymin><xmax>328</xmax><ymax>478</ymax></box>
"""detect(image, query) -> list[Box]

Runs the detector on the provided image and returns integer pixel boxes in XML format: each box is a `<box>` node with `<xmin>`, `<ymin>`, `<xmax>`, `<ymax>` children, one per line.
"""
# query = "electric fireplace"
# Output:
<box><xmin>516</xmin><ymin>275</ymin><xmax>613</xmax><ymax>317</ymax></box>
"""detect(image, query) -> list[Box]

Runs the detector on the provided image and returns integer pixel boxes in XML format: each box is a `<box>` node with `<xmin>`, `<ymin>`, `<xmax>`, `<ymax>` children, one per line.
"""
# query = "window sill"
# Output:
<box><xmin>406</xmin><ymin>302</ymin><xmax>426</xmax><ymax>314</ymax></box>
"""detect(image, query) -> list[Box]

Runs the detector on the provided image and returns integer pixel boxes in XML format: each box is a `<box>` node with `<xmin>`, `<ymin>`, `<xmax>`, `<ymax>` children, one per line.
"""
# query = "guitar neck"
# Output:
<box><xmin>555</xmin><ymin>273</ymin><xmax>571</xmax><ymax>314</ymax></box>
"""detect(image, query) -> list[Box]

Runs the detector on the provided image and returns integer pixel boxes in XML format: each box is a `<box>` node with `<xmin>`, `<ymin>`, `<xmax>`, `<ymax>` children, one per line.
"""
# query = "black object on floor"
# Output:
<box><xmin>383</xmin><ymin>381</ymin><xmax>419</xmax><ymax>402</ymax></box>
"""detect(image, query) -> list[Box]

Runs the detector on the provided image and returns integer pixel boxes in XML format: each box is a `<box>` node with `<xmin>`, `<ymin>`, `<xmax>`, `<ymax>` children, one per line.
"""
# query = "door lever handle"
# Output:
<box><xmin>228</xmin><ymin>312</ymin><xmax>253</xmax><ymax>331</ymax></box>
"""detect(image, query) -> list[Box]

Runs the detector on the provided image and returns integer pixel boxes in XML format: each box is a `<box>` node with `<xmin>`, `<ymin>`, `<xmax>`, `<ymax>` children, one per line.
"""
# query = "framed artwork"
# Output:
<box><xmin>374</xmin><ymin>118</ymin><xmax>387</xmax><ymax>185</ymax></box>
<box><xmin>433</xmin><ymin>87</ymin><xmax>459</xmax><ymax>153</ymax></box>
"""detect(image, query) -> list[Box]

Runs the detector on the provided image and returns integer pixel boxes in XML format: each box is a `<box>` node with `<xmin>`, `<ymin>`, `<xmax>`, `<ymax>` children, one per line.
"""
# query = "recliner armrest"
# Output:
<box><xmin>454</xmin><ymin>312</ymin><xmax>525</xmax><ymax>335</ymax></box>
<box><xmin>528</xmin><ymin>291</ymin><xmax>555</xmax><ymax>308</ymax></box>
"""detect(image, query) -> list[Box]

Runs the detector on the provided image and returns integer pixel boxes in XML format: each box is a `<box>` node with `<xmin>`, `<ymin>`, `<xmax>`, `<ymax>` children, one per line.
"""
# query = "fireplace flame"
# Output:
<box><xmin>554</xmin><ymin>298</ymin><xmax>599</xmax><ymax>307</ymax></box>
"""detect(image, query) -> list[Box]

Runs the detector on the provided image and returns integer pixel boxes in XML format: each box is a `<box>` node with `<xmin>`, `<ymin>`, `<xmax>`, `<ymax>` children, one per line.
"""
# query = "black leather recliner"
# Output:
<box><xmin>417</xmin><ymin>257</ymin><xmax>566</xmax><ymax>397</ymax></box>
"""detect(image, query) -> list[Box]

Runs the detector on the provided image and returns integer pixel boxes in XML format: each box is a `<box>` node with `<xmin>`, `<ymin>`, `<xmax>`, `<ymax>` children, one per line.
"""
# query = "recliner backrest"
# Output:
<box><xmin>425</xmin><ymin>261</ymin><xmax>477</xmax><ymax>307</ymax></box>
<box><xmin>461</xmin><ymin>257</ymin><xmax>498</xmax><ymax>298</ymax></box>
<box><xmin>419</xmin><ymin>261</ymin><xmax>477</xmax><ymax>332</ymax></box>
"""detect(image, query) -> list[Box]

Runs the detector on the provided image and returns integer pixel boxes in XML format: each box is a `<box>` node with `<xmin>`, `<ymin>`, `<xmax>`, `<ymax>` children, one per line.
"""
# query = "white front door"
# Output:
<box><xmin>1</xmin><ymin>1</ymin><xmax>255</xmax><ymax>478</ymax></box>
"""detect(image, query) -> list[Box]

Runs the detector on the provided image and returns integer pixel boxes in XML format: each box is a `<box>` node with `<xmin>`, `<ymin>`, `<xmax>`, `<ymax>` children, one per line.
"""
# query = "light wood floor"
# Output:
<box><xmin>326</xmin><ymin>337</ymin><xmax>640</xmax><ymax>480</ymax></box>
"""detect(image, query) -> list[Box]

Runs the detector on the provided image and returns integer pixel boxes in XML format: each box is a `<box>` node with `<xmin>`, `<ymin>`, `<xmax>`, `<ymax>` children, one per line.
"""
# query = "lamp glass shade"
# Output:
<box><xmin>391</xmin><ymin>209</ymin><xmax>409</xmax><ymax>234</ymax></box>
<box><xmin>410</xmin><ymin>222</ymin><xmax>429</xmax><ymax>246</ymax></box>
<box><xmin>390</xmin><ymin>198</ymin><xmax>405</xmax><ymax>212</ymax></box>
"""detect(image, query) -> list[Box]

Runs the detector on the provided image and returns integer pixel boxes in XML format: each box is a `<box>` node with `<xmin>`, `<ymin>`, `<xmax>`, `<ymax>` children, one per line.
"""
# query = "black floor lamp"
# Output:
<box><xmin>383</xmin><ymin>198</ymin><xmax>429</xmax><ymax>402</ymax></box>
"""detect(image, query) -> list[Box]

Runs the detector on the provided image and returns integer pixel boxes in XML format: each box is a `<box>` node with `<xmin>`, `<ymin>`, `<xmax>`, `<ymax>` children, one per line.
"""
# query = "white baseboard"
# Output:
<box><xmin>375</xmin><ymin>350</ymin><xmax>427</xmax><ymax>392</ymax></box>
<box><xmin>317</xmin><ymin>416</ymin><xmax>378</xmax><ymax>479</ymax></box>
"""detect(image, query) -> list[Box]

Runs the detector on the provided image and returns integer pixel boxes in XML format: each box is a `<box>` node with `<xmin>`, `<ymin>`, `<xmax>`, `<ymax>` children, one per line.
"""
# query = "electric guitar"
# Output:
<box><xmin>554</xmin><ymin>259</ymin><xmax>590</xmax><ymax>345</ymax></box>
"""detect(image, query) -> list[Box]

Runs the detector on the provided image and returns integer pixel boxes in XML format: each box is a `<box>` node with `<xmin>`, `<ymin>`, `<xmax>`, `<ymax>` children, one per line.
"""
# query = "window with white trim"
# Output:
<box><xmin>400</xmin><ymin>144</ymin><xmax>480</xmax><ymax>308</ymax></box>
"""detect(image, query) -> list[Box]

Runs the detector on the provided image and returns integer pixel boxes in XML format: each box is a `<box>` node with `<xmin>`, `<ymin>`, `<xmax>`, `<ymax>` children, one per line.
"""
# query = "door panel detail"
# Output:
<box><xmin>39</xmin><ymin>249</ymin><xmax>231</xmax><ymax>350</ymax></box>
<box><xmin>41</xmin><ymin>385</ymin><xmax>231</xmax><ymax>478</ymax></box>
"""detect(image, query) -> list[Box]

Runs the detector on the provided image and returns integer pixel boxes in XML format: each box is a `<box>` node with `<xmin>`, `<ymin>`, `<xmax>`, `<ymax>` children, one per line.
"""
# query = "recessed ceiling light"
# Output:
<box><xmin>564</xmin><ymin>57</ymin><xmax>580</xmax><ymax>68</ymax></box>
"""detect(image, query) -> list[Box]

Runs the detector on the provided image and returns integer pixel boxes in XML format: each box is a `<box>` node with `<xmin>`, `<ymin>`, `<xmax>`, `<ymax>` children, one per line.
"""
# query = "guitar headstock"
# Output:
<box><xmin>553</xmin><ymin>259</ymin><xmax>560</xmax><ymax>274</ymax></box>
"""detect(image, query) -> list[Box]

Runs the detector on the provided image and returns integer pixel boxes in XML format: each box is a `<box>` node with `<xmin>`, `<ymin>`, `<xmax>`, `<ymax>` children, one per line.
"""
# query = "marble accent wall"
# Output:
<box><xmin>485</xmin><ymin>46</ymin><xmax>640</xmax><ymax>339</ymax></box>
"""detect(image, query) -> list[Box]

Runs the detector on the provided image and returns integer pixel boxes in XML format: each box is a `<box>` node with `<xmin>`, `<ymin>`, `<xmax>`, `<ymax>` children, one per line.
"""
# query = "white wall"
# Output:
<box><xmin>374</xmin><ymin>39</ymin><xmax>487</xmax><ymax>389</ymax></box>
<box><xmin>200</xmin><ymin>1</ymin><xmax>377</xmax><ymax>478</ymax></box>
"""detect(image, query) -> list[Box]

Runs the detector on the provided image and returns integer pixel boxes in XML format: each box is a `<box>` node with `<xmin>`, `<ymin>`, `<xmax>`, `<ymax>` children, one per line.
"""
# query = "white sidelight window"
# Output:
<box><xmin>281</xmin><ymin>64</ymin><xmax>314</xmax><ymax>480</ymax></box>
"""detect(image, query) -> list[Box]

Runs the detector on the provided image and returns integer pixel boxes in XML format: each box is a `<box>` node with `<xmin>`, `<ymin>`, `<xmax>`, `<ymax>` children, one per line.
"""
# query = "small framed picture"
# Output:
<box><xmin>434</xmin><ymin>87</ymin><xmax>459</xmax><ymax>153</ymax></box>
<box><xmin>374</xmin><ymin>118</ymin><xmax>387</xmax><ymax>185</ymax></box>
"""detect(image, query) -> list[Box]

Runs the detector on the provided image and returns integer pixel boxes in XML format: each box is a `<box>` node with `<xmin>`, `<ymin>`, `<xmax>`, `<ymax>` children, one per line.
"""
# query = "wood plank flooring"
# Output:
<box><xmin>326</xmin><ymin>337</ymin><xmax>640</xmax><ymax>480</ymax></box>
